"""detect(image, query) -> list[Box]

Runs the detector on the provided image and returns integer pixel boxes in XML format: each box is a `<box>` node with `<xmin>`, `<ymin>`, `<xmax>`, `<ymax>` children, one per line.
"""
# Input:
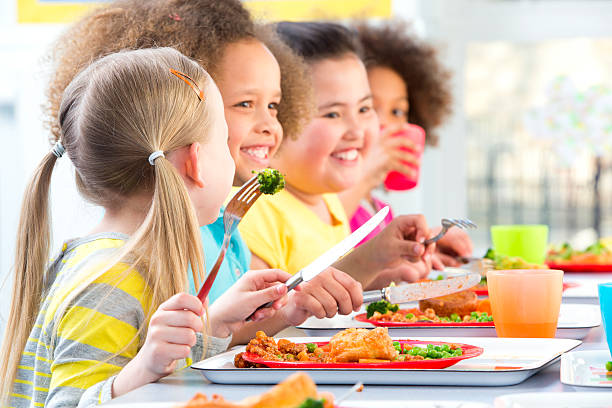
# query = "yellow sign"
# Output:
<box><xmin>247</xmin><ymin>0</ymin><xmax>391</xmax><ymax>21</ymax></box>
<box><xmin>17</xmin><ymin>0</ymin><xmax>391</xmax><ymax>24</ymax></box>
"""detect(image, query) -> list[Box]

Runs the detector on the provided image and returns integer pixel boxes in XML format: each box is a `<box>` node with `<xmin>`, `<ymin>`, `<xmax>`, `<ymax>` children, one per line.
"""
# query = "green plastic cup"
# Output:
<box><xmin>490</xmin><ymin>224</ymin><xmax>549</xmax><ymax>264</ymax></box>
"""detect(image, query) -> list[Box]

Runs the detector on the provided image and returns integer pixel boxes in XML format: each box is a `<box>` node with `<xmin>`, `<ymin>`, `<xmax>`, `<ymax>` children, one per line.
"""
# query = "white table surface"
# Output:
<box><xmin>105</xmin><ymin>285</ymin><xmax>611</xmax><ymax>407</ymax></box>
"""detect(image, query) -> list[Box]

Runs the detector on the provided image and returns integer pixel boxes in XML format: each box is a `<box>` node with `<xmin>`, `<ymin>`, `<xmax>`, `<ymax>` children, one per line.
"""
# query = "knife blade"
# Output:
<box><xmin>362</xmin><ymin>273</ymin><xmax>481</xmax><ymax>304</ymax></box>
<box><xmin>246</xmin><ymin>206</ymin><xmax>389</xmax><ymax>320</ymax></box>
<box><xmin>295</xmin><ymin>205</ymin><xmax>390</xmax><ymax>285</ymax></box>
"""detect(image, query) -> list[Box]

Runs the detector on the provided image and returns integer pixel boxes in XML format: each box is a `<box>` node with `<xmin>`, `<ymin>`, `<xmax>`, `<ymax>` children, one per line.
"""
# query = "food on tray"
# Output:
<box><xmin>327</xmin><ymin>327</ymin><xmax>397</xmax><ymax>362</ymax></box>
<box><xmin>607</xmin><ymin>361</ymin><xmax>612</xmax><ymax>372</ymax></box>
<box><xmin>365</xmin><ymin>299</ymin><xmax>493</xmax><ymax>324</ymax></box>
<box><xmin>234</xmin><ymin>329</ymin><xmax>465</xmax><ymax>367</ymax></box>
<box><xmin>484</xmin><ymin>248</ymin><xmax>547</xmax><ymax>270</ymax></box>
<box><xmin>419</xmin><ymin>290</ymin><xmax>478</xmax><ymax>317</ymax></box>
<box><xmin>255</xmin><ymin>168</ymin><xmax>285</xmax><ymax>195</ymax></box>
<box><xmin>546</xmin><ymin>241</ymin><xmax>612</xmax><ymax>265</ymax></box>
<box><xmin>180</xmin><ymin>372</ymin><xmax>333</xmax><ymax>408</ymax></box>
<box><xmin>366</xmin><ymin>300</ymin><xmax>399</xmax><ymax>318</ymax></box>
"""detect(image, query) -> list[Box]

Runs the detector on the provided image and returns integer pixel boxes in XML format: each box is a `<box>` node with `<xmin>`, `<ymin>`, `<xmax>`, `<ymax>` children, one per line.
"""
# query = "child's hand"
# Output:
<box><xmin>364</xmin><ymin>261</ymin><xmax>430</xmax><ymax>290</ymax></box>
<box><xmin>365</xmin><ymin>213</ymin><xmax>431</xmax><ymax>262</ymax></box>
<box><xmin>280</xmin><ymin>267</ymin><xmax>363</xmax><ymax>326</ymax></box>
<box><xmin>113</xmin><ymin>293</ymin><xmax>204</xmax><ymax>396</ymax></box>
<box><xmin>338</xmin><ymin>214</ymin><xmax>433</xmax><ymax>289</ymax></box>
<box><xmin>208</xmin><ymin>269</ymin><xmax>290</xmax><ymax>337</ymax></box>
<box><xmin>362</xmin><ymin>124</ymin><xmax>420</xmax><ymax>189</ymax></box>
<box><xmin>433</xmin><ymin>227</ymin><xmax>474</xmax><ymax>267</ymax></box>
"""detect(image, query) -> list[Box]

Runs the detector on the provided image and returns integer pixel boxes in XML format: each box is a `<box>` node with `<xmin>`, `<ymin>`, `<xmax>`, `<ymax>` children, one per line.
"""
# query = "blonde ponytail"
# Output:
<box><xmin>0</xmin><ymin>151</ymin><xmax>60</xmax><ymax>400</ymax></box>
<box><xmin>2</xmin><ymin>47</ymin><xmax>217</xmax><ymax>400</ymax></box>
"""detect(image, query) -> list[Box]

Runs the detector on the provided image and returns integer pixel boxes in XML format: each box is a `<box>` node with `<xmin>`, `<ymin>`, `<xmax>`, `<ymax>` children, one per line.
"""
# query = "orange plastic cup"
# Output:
<box><xmin>486</xmin><ymin>269</ymin><xmax>563</xmax><ymax>338</ymax></box>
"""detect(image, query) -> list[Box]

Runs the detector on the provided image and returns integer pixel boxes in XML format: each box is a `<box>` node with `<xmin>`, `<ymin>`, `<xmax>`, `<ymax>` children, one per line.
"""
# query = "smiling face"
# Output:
<box><xmin>272</xmin><ymin>54</ymin><xmax>378</xmax><ymax>195</ymax></box>
<box><xmin>214</xmin><ymin>39</ymin><xmax>283</xmax><ymax>185</ymax></box>
<box><xmin>368</xmin><ymin>65</ymin><xmax>409</xmax><ymax>128</ymax></box>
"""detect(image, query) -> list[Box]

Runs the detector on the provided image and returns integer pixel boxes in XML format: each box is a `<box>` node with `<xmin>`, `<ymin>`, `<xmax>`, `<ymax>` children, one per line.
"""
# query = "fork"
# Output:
<box><xmin>197</xmin><ymin>175</ymin><xmax>262</xmax><ymax>302</ymax></box>
<box><xmin>423</xmin><ymin>218</ymin><xmax>477</xmax><ymax>246</ymax></box>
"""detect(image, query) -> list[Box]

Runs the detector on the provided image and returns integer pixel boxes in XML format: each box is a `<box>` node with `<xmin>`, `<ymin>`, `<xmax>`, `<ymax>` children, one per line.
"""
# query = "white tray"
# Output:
<box><xmin>298</xmin><ymin>303</ymin><xmax>600</xmax><ymax>339</ymax></box>
<box><xmin>105</xmin><ymin>399</ymin><xmax>491</xmax><ymax>408</ymax></box>
<box><xmin>562</xmin><ymin>272</ymin><xmax>612</xmax><ymax>299</ymax></box>
<box><xmin>494</xmin><ymin>392</ymin><xmax>612</xmax><ymax>408</ymax></box>
<box><xmin>560</xmin><ymin>349</ymin><xmax>612</xmax><ymax>388</ymax></box>
<box><xmin>192</xmin><ymin>336</ymin><xmax>581</xmax><ymax>386</ymax></box>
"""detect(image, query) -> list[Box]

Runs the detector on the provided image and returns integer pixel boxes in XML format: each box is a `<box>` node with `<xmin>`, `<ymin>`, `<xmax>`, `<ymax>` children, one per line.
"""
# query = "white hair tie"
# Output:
<box><xmin>148</xmin><ymin>150</ymin><xmax>165</xmax><ymax>165</ymax></box>
<box><xmin>51</xmin><ymin>141</ymin><xmax>65</xmax><ymax>158</ymax></box>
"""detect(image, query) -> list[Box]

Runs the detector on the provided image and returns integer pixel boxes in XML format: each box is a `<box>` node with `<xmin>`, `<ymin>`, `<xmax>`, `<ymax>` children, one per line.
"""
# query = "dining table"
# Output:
<box><xmin>105</xmin><ymin>272</ymin><xmax>612</xmax><ymax>407</ymax></box>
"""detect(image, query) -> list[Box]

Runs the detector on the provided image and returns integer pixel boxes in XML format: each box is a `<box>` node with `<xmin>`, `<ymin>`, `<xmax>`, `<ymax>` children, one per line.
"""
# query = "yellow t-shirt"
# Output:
<box><xmin>238</xmin><ymin>190</ymin><xmax>350</xmax><ymax>274</ymax></box>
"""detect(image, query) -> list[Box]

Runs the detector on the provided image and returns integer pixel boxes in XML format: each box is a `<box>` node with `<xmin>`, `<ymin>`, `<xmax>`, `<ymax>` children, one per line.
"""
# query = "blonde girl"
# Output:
<box><xmin>0</xmin><ymin>48</ymin><xmax>289</xmax><ymax>407</ymax></box>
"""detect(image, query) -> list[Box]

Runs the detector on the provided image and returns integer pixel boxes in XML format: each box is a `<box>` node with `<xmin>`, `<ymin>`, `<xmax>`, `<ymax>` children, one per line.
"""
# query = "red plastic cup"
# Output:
<box><xmin>383</xmin><ymin>124</ymin><xmax>425</xmax><ymax>191</ymax></box>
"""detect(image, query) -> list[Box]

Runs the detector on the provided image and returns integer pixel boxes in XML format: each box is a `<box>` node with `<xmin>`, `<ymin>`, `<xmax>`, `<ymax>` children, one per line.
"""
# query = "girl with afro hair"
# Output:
<box><xmin>340</xmin><ymin>20</ymin><xmax>474</xmax><ymax>268</ymax></box>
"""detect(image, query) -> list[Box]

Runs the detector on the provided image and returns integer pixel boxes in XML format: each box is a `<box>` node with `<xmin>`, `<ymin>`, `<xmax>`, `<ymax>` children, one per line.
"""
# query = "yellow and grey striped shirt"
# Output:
<box><xmin>10</xmin><ymin>233</ymin><xmax>230</xmax><ymax>408</ymax></box>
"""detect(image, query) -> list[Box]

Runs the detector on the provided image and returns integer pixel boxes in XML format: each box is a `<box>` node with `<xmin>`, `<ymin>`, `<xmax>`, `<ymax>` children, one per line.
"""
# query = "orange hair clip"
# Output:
<box><xmin>169</xmin><ymin>68</ymin><xmax>204</xmax><ymax>101</ymax></box>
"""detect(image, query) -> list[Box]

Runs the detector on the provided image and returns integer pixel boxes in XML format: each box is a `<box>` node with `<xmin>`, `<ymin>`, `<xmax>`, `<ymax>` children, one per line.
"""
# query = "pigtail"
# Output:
<box><xmin>128</xmin><ymin>155</ymin><xmax>205</xmax><ymax>309</ymax></box>
<box><xmin>0</xmin><ymin>150</ymin><xmax>59</xmax><ymax>402</ymax></box>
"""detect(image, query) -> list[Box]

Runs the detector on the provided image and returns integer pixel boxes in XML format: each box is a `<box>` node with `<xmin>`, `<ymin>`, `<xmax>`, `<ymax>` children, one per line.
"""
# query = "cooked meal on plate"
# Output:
<box><xmin>364</xmin><ymin>295</ymin><xmax>493</xmax><ymax>324</ymax></box>
<box><xmin>483</xmin><ymin>248</ymin><xmax>547</xmax><ymax>270</ymax></box>
<box><xmin>180</xmin><ymin>372</ymin><xmax>333</xmax><ymax>407</ymax></box>
<box><xmin>234</xmin><ymin>328</ymin><xmax>472</xmax><ymax>368</ymax></box>
<box><xmin>547</xmin><ymin>241</ymin><xmax>612</xmax><ymax>265</ymax></box>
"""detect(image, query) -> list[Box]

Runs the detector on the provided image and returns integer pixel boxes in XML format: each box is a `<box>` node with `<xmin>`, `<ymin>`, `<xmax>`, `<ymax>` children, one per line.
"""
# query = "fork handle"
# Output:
<box><xmin>197</xmin><ymin>238</ymin><xmax>230</xmax><ymax>302</ymax></box>
<box><xmin>423</xmin><ymin>226</ymin><xmax>448</xmax><ymax>246</ymax></box>
<box><xmin>245</xmin><ymin>273</ymin><xmax>303</xmax><ymax>321</ymax></box>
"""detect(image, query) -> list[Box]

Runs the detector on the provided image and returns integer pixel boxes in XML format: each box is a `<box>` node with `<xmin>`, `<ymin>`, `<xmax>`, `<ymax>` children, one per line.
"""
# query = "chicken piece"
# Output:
<box><xmin>278</xmin><ymin>340</ymin><xmax>307</xmax><ymax>356</ymax></box>
<box><xmin>328</xmin><ymin>327</ymin><xmax>398</xmax><ymax>362</ymax></box>
<box><xmin>419</xmin><ymin>290</ymin><xmax>478</xmax><ymax>317</ymax></box>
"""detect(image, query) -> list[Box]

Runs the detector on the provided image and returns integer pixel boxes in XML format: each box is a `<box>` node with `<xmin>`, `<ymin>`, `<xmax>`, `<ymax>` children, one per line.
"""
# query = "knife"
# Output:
<box><xmin>246</xmin><ymin>206</ymin><xmax>390</xmax><ymax>320</ymax></box>
<box><xmin>362</xmin><ymin>273</ymin><xmax>481</xmax><ymax>304</ymax></box>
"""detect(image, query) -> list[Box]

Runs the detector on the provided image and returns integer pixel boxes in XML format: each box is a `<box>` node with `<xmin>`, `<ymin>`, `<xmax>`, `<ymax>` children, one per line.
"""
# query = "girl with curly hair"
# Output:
<box><xmin>41</xmin><ymin>0</ymin><xmax>364</xmax><ymax>345</ymax></box>
<box><xmin>340</xmin><ymin>20</ymin><xmax>473</xmax><ymax>268</ymax></box>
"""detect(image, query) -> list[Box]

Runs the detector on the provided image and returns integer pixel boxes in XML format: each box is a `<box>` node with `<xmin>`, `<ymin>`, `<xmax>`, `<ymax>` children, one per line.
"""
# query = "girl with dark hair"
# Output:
<box><xmin>239</xmin><ymin>21</ymin><xmax>436</xmax><ymax>292</ymax></box>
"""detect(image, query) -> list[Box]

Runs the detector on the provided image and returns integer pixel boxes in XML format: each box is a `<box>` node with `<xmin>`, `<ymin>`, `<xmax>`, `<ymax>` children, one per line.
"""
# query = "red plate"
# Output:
<box><xmin>354</xmin><ymin>313</ymin><xmax>493</xmax><ymax>327</ymax></box>
<box><xmin>547</xmin><ymin>262</ymin><xmax>612</xmax><ymax>273</ymax></box>
<box><xmin>241</xmin><ymin>340</ymin><xmax>483</xmax><ymax>369</ymax></box>
<box><xmin>472</xmin><ymin>281</ymin><xmax>578</xmax><ymax>296</ymax></box>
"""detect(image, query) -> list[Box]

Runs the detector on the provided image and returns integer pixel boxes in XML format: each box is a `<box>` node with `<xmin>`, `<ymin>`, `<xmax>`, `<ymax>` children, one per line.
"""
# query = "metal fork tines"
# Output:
<box><xmin>424</xmin><ymin>218</ymin><xmax>477</xmax><ymax>246</ymax></box>
<box><xmin>197</xmin><ymin>176</ymin><xmax>262</xmax><ymax>302</ymax></box>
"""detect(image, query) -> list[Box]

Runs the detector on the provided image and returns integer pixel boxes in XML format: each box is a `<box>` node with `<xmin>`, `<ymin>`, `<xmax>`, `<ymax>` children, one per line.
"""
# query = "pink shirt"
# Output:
<box><xmin>349</xmin><ymin>196</ymin><xmax>394</xmax><ymax>246</ymax></box>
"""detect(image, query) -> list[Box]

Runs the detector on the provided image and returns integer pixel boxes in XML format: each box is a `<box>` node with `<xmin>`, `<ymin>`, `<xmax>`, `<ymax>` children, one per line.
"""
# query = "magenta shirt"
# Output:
<box><xmin>349</xmin><ymin>196</ymin><xmax>394</xmax><ymax>246</ymax></box>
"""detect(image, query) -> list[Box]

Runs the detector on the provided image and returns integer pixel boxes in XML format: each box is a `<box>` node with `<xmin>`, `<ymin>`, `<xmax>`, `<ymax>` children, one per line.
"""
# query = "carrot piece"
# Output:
<box><xmin>477</xmin><ymin>299</ymin><xmax>492</xmax><ymax>316</ymax></box>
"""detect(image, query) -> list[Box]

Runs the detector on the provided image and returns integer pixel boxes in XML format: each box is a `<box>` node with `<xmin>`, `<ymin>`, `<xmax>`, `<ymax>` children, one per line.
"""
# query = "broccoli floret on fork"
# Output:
<box><xmin>254</xmin><ymin>168</ymin><xmax>285</xmax><ymax>195</ymax></box>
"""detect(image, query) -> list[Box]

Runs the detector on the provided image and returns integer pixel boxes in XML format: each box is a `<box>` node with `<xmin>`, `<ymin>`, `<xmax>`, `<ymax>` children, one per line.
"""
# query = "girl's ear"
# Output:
<box><xmin>185</xmin><ymin>142</ymin><xmax>205</xmax><ymax>188</ymax></box>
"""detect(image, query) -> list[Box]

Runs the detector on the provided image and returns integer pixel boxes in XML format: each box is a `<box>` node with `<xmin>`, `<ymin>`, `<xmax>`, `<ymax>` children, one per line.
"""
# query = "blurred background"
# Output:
<box><xmin>1</xmin><ymin>0</ymin><xmax>612</xmax><ymax>331</ymax></box>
